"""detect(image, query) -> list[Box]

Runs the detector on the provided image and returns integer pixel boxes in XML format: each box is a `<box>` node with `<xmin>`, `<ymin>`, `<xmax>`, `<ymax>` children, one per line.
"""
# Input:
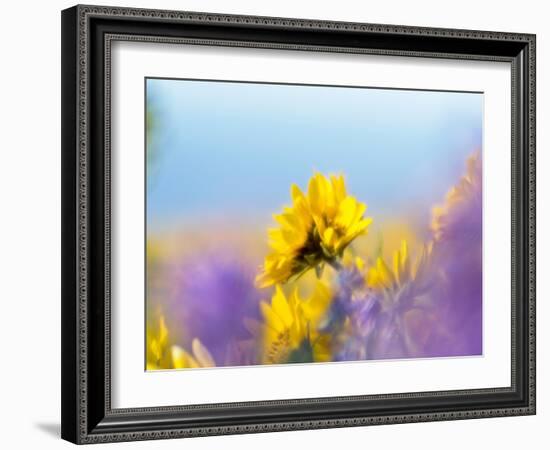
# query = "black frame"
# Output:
<box><xmin>61</xmin><ymin>4</ymin><xmax>536</xmax><ymax>444</ymax></box>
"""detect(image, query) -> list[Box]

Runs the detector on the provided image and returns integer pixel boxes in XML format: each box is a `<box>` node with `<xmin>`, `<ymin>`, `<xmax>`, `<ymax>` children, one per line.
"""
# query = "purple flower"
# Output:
<box><xmin>167</xmin><ymin>252</ymin><xmax>262</xmax><ymax>365</ymax></box>
<box><xmin>326</xmin><ymin>152</ymin><xmax>483</xmax><ymax>361</ymax></box>
<box><xmin>429</xmin><ymin>151</ymin><xmax>483</xmax><ymax>356</ymax></box>
<box><xmin>321</xmin><ymin>263</ymin><xmax>382</xmax><ymax>361</ymax></box>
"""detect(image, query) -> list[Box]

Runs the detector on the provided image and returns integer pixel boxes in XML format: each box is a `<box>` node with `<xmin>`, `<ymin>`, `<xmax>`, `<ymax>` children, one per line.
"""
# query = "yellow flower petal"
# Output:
<box><xmin>257</xmin><ymin>173</ymin><xmax>371</xmax><ymax>286</ymax></box>
<box><xmin>271</xmin><ymin>285</ymin><xmax>294</xmax><ymax>328</ymax></box>
<box><xmin>259</xmin><ymin>282</ymin><xmax>333</xmax><ymax>364</ymax></box>
<box><xmin>171</xmin><ymin>345</ymin><xmax>198</xmax><ymax>369</ymax></box>
<box><xmin>191</xmin><ymin>339</ymin><xmax>216</xmax><ymax>368</ymax></box>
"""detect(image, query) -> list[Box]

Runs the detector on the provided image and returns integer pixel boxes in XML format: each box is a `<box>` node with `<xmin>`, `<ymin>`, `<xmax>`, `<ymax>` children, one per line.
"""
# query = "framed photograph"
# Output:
<box><xmin>61</xmin><ymin>5</ymin><xmax>536</xmax><ymax>444</ymax></box>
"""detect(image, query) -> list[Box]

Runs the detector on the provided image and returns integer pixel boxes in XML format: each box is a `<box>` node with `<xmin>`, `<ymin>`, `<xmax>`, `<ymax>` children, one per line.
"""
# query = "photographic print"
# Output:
<box><xmin>145</xmin><ymin>78</ymin><xmax>483</xmax><ymax>371</ymax></box>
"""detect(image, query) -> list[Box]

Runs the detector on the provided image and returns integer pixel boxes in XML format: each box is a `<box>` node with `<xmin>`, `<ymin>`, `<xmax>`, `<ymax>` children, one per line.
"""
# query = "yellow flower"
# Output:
<box><xmin>146</xmin><ymin>314</ymin><xmax>171</xmax><ymax>370</ymax></box>
<box><xmin>367</xmin><ymin>240</ymin><xmax>411</xmax><ymax>290</ymax></box>
<box><xmin>247</xmin><ymin>283</ymin><xmax>332</xmax><ymax>364</ymax></box>
<box><xmin>256</xmin><ymin>173</ymin><xmax>372</xmax><ymax>287</ymax></box>
<box><xmin>146</xmin><ymin>313</ymin><xmax>215</xmax><ymax>370</ymax></box>
<box><xmin>367</xmin><ymin>240</ymin><xmax>433</xmax><ymax>292</ymax></box>
<box><xmin>171</xmin><ymin>339</ymin><xmax>216</xmax><ymax>369</ymax></box>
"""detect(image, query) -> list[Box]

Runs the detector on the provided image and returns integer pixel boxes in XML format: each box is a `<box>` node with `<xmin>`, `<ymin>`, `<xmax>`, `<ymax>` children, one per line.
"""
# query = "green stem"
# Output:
<box><xmin>327</xmin><ymin>258</ymin><xmax>343</xmax><ymax>271</ymax></box>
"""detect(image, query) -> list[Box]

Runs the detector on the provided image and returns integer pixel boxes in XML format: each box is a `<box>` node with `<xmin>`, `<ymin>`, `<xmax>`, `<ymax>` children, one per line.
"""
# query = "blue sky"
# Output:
<box><xmin>146</xmin><ymin>78</ymin><xmax>482</xmax><ymax>230</ymax></box>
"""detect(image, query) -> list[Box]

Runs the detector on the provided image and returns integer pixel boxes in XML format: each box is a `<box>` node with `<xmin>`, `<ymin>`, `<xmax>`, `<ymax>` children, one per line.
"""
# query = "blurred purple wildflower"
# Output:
<box><xmin>326</xmin><ymin>251</ymin><xmax>440</xmax><ymax>361</ymax></box>
<box><xmin>429</xmin><ymin>151</ymin><xmax>483</xmax><ymax>356</ymax></box>
<box><xmin>168</xmin><ymin>252</ymin><xmax>262</xmax><ymax>365</ymax></box>
<box><xmin>320</xmin><ymin>263</ymin><xmax>381</xmax><ymax>361</ymax></box>
<box><xmin>322</xmin><ymin>151</ymin><xmax>483</xmax><ymax>361</ymax></box>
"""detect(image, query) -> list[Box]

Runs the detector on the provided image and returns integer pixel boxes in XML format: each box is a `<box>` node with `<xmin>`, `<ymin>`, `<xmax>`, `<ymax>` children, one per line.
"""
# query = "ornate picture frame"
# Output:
<box><xmin>61</xmin><ymin>4</ymin><xmax>536</xmax><ymax>444</ymax></box>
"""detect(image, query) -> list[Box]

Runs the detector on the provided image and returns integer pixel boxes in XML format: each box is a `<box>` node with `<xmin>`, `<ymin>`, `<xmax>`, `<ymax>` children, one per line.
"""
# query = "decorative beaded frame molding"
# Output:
<box><xmin>61</xmin><ymin>4</ymin><xmax>536</xmax><ymax>445</ymax></box>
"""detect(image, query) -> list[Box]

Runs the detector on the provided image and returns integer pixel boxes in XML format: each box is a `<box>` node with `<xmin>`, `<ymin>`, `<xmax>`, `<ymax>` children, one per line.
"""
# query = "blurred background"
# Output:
<box><xmin>146</xmin><ymin>78</ymin><xmax>483</xmax><ymax>368</ymax></box>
